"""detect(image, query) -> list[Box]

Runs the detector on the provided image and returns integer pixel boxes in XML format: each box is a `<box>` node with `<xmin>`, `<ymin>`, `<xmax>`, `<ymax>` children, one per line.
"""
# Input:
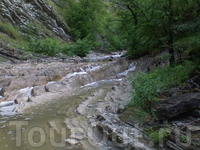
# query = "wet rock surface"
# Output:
<box><xmin>152</xmin><ymin>93</ymin><xmax>200</xmax><ymax>120</ymax></box>
<box><xmin>0</xmin><ymin>55</ymin><xmax>130</xmax><ymax>113</ymax></box>
<box><xmin>2</xmin><ymin>52</ymin><xmax>200</xmax><ymax>150</ymax></box>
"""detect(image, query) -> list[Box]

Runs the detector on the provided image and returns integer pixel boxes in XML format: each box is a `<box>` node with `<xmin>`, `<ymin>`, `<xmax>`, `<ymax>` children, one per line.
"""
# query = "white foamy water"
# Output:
<box><xmin>46</xmin><ymin>81</ymin><xmax>56</xmax><ymax>85</ymax></box>
<box><xmin>67</xmin><ymin>71</ymin><xmax>88</xmax><ymax>78</ymax></box>
<box><xmin>19</xmin><ymin>87</ymin><xmax>33</xmax><ymax>98</ymax></box>
<box><xmin>112</xmin><ymin>54</ymin><xmax>123</xmax><ymax>58</ymax></box>
<box><xmin>87</xmin><ymin>53</ymin><xmax>123</xmax><ymax>61</ymax></box>
<box><xmin>19</xmin><ymin>87</ymin><xmax>33</xmax><ymax>92</ymax></box>
<box><xmin>119</xmin><ymin>62</ymin><xmax>137</xmax><ymax>76</ymax></box>
<box><xmin>81</xmin><ymin>81</ymin><xmax>99</xmax><ymax>88</ymax></box>
<box><xmin>86</xmin><ymin>65</ymin><xmax>100</xmax><ymax>72</ymax></box>
<box><xmin>0</xmin><ymin>101</ymin><xmax>17</xmax><ymax>116</ymax></box>
<box><xmin>0</xmin><ymin>101</ymin><xmax>14</xmax><ymax>107</ymax></box>
<box><xmin>81</xmin><ymin>78</ymin><xmax>122</xmax><ymax>88</ymax></box>
<box><xmin>79</xmin><ymin>67</ymin><xmax>85</xmax><ymax>72</ymax></box>
<box><xmin>88</xmin><ymin>56</ymin><xmax>110</xmax><ymax>61</ymax></box>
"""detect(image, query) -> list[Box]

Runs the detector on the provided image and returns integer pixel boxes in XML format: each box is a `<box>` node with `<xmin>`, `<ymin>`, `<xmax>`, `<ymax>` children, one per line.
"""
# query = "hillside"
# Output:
<box><xmin>0</xmin><ymin>0</ymin><xmax>73</xmax><ymax>61</ymax></box>
<box><xmin>0</xmin><ymin>1</ymin><xmax>200</xmax><ymax>149</ymax></box>
<box><xmin>0</xmin><ymin>0</ymin><xmax>125</xmax><ymax>62</ymax></box>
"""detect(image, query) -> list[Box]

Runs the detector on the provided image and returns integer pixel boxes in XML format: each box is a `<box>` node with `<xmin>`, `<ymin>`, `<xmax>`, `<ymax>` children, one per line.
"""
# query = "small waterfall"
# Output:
<box><xmin>119</xmin><ymin>62</ymin><xmax>137</xmax><ymax>76</ymax></box>
<box><xmin>86</xmin><ymin>52</ymin><xmax>123</xmax><ymax>62</ymax></box>
<box><xmin>85</xmin><ymin>65</ymin><xmax>100</xmax><ymax>72</ymax></box>
<box><xmin>66</xmin><ymin>71</ymin><xmax>89</xmax><ymax>78</ymax></box>
<box><xmin>79</xmin><ymin>67</ymin><xmax>85</xmax><ymax>72</ymax></box>
<box><xmin>81</xmin><ymin>79</ymin><xmax>122</xmax><ymax>89</ymax></box>
<box><xmin>18</xmin><ymin>87</ymin><xmax>33</xmax><ymax>99</ymax></box>
<box><xmin>0</xmin><ymin>101</ymin><xmax>17</xmax><ymax>116</ymax></box>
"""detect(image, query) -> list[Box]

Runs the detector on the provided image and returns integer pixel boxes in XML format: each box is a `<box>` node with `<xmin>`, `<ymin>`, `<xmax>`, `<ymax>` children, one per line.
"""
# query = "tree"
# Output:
<box><xmin>64</xmin><ymin>0</ymin><xmax>107</xmax><ymax>41</ymax></box>
<box><xmin>60</xmin><ymin>0</ymin><xmax>125</xmax><ymax>51</ymax></box>
<box><xmin>113</xmin><ymin>0</ymin><xmax>200</xmax><ymax>65</ymax></box>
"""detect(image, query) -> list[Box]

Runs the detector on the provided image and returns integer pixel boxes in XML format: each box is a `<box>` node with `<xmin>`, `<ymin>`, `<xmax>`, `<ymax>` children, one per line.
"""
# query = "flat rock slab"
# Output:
<box><xmin>152</xmin><ymin>93</ymin><xmax>200</xmax><ymax>120</ymax></box>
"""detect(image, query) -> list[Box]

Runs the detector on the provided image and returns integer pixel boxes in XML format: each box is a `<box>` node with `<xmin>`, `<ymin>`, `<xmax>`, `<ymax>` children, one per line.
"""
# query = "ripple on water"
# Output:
<box><xmin>0</xmin><ymin>125</ymin><xmax>6</xmax><ymax>128</ymax></box>
<box><xmin>0</xmin><ymin>105</ymin><xmax>17</xmax><ymax>116</ymax></box>
<box><xmin>0</xmin><ymin>120</ymin><xmax>7</xmax><ymax>123</ymax></box>
<box><xmin>7</xmin><ymin>131</ymin><xmax>13</xmax><ymax>135</ymax></box>
<box><xmin>25</xmin><ymin>118</ymin><xmax>32</xmax><ymax>121</ymax></box>
<box><xmin>0</xmin><ymin>101</ymin><xmax>14</xmax><ymax>107</ymax></box>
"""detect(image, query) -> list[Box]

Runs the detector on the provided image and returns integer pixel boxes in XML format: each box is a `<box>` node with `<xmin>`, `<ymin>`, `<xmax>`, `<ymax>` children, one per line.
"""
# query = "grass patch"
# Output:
<box><xmin>0</xmin><ymin>22</ymin><xmax>20</xmax><ymax>39</ymax></box>
<box><xmin>127</xmin><ymin>61</ymin><xmax>195</xmax><ymax>113</ymax></box>
<box><xmin>0</xmin><ymin>57</ymin><xmax>5</xmax><ymax>61</ymax></box>
<box><xmin>144</xmin><ymin>127</ymin><xmax>171</xmax><ymax>144</ymax></box>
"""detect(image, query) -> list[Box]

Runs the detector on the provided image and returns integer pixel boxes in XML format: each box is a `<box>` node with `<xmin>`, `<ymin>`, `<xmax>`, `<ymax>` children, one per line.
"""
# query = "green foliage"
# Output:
<box><xmin>60</xmin><ymin>0</ymin><xmax>125</xmax><ymax>51</ymax></box>
<box><xmin>28</xmin><ymin>38</ymin><xmax>63</xmax><ymax>56</ymax></box>
<box><xmin>114</xmin><ymin>0</ymin><xmax>200</xmax><ymax>59</ymax></box>
<box><xmin>0</xmin><ymin>22</ymin><xmax>20</xmax><ymax>39</ymax></box>
<box><xmin>27</xmin><ymin>37</ymin><xmax>93</xmax><ymax>57</ymax></box>
<box><xmin>131</xmin><ymin>72</ymin><xmax>159</xmax><ymax>111</ymax></box>
<box><xmin>131</xmin><ymin>61</ymin><xmax>195</xmax><ymax>111</ymax></box>
<box><xmin>64</xmin><ymin>0</ymin><xmax>106</xmax><ymax>40</ymax></box>
<box><xmin>148</xmin><ymin>128</ymin><xmax>170</xmax><ymax>144</ymax></box>
<box><xmin>149</xmin><ymin>130</ymin><xmax>160</xmax><ymax>144</ymax></box>
<box><xmin>0</xmin><ymin>57</ymin><xmax>5</xmax><ymax>61</ymax></box>
<box><xmin>63</xmin><ymin>37</ymin><xmax>93</xmax><ymax>57</ymax></box>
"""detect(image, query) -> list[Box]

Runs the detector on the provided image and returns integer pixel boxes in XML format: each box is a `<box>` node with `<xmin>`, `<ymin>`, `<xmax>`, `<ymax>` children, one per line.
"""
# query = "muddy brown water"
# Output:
<box><xmin>0</xmin><ymin>80</ymin><xmax>124</xmax><ymax>150</ymax></box>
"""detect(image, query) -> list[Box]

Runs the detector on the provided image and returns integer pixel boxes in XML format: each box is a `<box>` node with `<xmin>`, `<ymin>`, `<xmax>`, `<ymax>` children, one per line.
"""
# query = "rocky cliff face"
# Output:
<box><xmin>0</xmin><ymin>0</ymin><xmax>72</xmax><ymax>54</ymax></box>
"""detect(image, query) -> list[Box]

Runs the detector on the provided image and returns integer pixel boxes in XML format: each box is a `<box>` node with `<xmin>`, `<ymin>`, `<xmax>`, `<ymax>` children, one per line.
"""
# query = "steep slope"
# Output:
<box><xmin>0</xmin><ymin>0</ymin><xmax>72</xmax><ymax>60</ymax></box>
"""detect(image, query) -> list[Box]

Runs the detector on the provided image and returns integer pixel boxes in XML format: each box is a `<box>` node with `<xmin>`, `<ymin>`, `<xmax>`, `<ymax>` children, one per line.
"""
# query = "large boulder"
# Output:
<box><xmin>152</xmin><ymin>93</ymin><xmax>200</xmax><ymax>120</ymax></box>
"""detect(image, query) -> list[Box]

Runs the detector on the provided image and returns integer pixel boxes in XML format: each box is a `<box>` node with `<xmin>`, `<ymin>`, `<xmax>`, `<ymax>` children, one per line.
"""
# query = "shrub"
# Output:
<box><xmin>131</xmin><ymin>72</ymin><xmax>159</xmax><ymax>111</ymax></box>
<box><xmin>28</xmin><ymin>38</ymin><xmax>60</xmax><ymax>56</ymax></box>
<box><xmin>66</xmin><ymin>37</ymin><xmax>93</xmax><ymax>57</ymax></box>
<box><xmin>130</xmin><ymin>61</ymin><xmax>195</xmax><ymax>111</ymax></box>
<box><xmin>27</xmin><ymin>37</ymin><xmax>93</xmax><ymax>57</ymax></box>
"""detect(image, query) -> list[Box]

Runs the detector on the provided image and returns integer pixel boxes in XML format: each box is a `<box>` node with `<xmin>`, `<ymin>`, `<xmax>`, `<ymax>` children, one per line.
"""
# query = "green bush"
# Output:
<box><xmin>66</xmin><ymin>37</ymin><xmax>93</xmax><ymax>57</ymax></box>
<box><xmin>131</xmin><ymin>61</ymin><xmax>195</xmax><ymax>111</ymax></box>
<box><xmin>27</xmin><ymin>37</ymin><xmax>93</xmax><ymax>57</ymax></box>
<box><xmin>59</xmin><ymin>43</ymin><xmax>74</xmax><ymax>57</ymax></box>
<box><xmin>131</xmin><ymin>72</ymin><xmax>159</xmax><ymax>111</ymax></box>
<box><xmin>28</xmin><ymin>38</ymin><xmax>60</xmax><ymax>56</ymax></box>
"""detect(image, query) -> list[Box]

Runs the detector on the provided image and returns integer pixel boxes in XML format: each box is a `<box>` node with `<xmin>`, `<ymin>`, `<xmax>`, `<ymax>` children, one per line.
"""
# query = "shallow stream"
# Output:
<box><xmin>0</xmin><ymin>56</ymin><xmax>136</xmax><ymax>150</ymax></box>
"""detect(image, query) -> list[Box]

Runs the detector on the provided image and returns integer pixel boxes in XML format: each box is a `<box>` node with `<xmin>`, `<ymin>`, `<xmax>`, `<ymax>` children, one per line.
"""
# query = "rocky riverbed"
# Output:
<box><xmin>0</xmin><ymin>52</ymin><xmax>154</xmax><ymax>150</ymax></box>
<box><xmin>1</xmin><ymin>52</ymin><xmax>200</xmax><ymax>150</ymax></box>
